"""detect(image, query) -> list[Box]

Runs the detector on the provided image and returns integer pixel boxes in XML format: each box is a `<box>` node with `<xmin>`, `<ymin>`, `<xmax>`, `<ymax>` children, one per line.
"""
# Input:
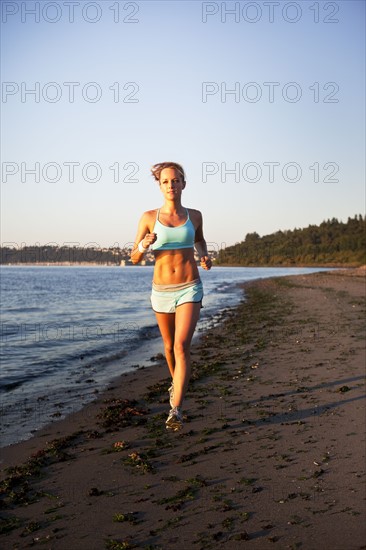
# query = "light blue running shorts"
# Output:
<box><xmin>151</xmin><ymin>279</ymin><xmax>203</xmax><ymax>314</ymax></box>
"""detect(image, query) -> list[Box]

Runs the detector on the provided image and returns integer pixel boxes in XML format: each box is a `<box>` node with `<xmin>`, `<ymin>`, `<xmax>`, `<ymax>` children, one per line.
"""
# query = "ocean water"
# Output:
<box><xmin>0</xmin><ymin>265</ymin><xmax>329</xmax><ymax>447</ymax></box>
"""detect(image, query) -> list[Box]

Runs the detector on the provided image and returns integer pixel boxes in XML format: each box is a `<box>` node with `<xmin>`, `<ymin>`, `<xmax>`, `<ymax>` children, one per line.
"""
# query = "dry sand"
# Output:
<box><xmin>1</xmin><ymin>269</ymin><xmax>365</xmax><ymax>549</ymax></box>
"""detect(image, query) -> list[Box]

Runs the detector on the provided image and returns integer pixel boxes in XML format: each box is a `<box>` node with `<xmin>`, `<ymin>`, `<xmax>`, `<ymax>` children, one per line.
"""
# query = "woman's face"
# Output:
<box><xmin>159</xmin><ymin>168</ymin><xmax>185</xmax><ymax>198</ymax></box>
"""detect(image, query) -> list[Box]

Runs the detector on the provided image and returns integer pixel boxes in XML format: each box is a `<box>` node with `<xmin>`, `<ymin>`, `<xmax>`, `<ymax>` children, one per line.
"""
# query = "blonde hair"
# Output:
<box><xmin>151</xmin><ymin>162</ymin><xmax>186</xmax><ymax>183</ymax></box>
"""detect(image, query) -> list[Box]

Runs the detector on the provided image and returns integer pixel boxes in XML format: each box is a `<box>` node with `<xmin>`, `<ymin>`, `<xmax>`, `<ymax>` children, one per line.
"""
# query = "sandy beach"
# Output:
<box><xmin>1</xmin><ymin>269</ymin><xmax>365</xmax><ymax>549</ymax></box>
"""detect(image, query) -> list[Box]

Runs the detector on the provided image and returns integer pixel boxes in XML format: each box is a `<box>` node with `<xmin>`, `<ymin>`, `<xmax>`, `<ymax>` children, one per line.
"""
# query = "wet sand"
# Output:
<box><xmin>1</xmin><ymin>269</ymin><xmax>365</xmax><ymax>549</ymax></box>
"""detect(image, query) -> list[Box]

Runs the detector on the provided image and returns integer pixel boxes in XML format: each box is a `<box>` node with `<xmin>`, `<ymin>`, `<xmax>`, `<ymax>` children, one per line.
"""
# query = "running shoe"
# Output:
<box><xmin>168</xmin><ymin>381</ymin><xmax>174</xmax><ymax>408</ymax></box>
<box><xmin>166</xmin><ymin>406</ymin><xmax>183</xmax><ymax>431</ymax></box>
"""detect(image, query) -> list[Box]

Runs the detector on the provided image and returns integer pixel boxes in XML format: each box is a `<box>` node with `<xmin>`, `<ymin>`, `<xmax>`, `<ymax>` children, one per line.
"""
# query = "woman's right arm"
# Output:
<box><xmin>130</xmin><ymin>212</ymin><xmax>157</xmax><ymax>264</ymax></box>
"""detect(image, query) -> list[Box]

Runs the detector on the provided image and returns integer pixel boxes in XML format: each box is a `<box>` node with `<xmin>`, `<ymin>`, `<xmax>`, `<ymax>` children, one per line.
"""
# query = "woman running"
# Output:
<box><xmin>131</xmin><ymin>162</ymin><xmax>212</xmax><ymax>431</ymax></box>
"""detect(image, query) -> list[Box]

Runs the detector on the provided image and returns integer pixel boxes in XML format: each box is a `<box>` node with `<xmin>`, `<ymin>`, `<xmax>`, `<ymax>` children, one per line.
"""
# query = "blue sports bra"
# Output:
<box><xmin>151</xmin><ymin>208</ymin><xmax>195</xmax><ymax>251</ymax></box>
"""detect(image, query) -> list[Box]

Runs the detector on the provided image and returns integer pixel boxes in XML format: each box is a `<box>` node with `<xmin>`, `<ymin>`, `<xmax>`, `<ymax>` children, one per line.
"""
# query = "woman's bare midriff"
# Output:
<box><xmin>153</xmin><ymin>249</ymin><xmax>199</xmax><ymax>285</ymax></box>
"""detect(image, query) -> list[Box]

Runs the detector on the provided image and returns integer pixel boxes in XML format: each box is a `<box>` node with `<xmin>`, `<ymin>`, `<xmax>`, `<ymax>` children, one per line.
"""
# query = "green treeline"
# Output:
<box><xmin>0</xmin><ymin>245</ymin><xmax>130</xmax><ymax>265</ymax></box>
<box><xmin>216</xmin><ymin>215</ymin><xmax>366</xmax><ymax>266</ymax></box>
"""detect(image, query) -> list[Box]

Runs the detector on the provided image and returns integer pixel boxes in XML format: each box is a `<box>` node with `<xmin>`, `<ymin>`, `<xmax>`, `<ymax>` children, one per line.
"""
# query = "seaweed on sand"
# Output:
<box><xmin>98</xmin><ymin>398</ymin><xmax>148</xmax><ymax>430</ymax></box>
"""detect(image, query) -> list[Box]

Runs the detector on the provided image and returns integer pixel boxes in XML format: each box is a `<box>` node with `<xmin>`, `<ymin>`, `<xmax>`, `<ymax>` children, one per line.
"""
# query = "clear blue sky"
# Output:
<box><xmin>1</xmin><ymin>0</ymin><xmax>365</xmax><ymax>250</ymax></box>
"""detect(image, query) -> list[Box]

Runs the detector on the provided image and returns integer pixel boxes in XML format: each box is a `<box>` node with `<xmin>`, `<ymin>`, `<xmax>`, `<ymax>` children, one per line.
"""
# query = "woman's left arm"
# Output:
<box><xmin>193</xmin><ymin>210</ymin><xmax>212</xmax><ymax>271</ymax></box>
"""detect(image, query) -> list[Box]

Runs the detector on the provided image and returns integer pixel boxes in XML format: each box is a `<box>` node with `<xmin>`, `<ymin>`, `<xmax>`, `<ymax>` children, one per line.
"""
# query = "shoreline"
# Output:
<box><xmin>1</xmin><ymin>269</ymin><xmax>365</xmax><ymax>548</ymax></box>
<box><xmin>1</xmin><ymin>263</ymin><xmax>363</xmax><ymax>268</ymax></box>
<box><xmin>0</xmin><ymin>266</ymin><xmax>333</xmax><ymax>448</ymax></box>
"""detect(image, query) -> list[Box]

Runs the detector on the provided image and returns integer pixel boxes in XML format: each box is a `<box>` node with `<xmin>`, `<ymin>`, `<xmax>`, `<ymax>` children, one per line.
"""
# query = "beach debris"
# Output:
<box><xmin>176</xmin><ymin>444</ymin><xmax>221</xmax><ymax>464</ymax></box>
<box><xmin>0</xmin><ymin>515</ymin><xmax>21</xmax><ymax>535</ymax></box>
<box><xmin>102</xmin><ymin>440</ymin><xmax>131</xmax><ymax>455</ymax></box>
<box><xmin>158</xmin><ymin>486</ymin><xmax>197</xmax><ymax>510</ymax></box>
<box><xmin>98</xmin><ymin>398</ymin><xmax>148</xmax><ymax>429</ymax></box>
<box><xmin>157</xmin><ymin>477</ymin><xmax>207</xmax><ymax>512</ymax></box>
<box><xmin>296</xmin><ymin>386</ymin><xmax>310</xmax><ymax>393</ymax></box>
<box><xmin>20</xmin><ymin>521</ymin><xmax>41</xmax><ymax>536</ymax></box>
<box><xmin>337</xmin><ymin>385</ymin><xmax>351</xmax><ymax>393</ymax></box>
<box><xmin>105</xmin><ymin>539</ymin><xmax>135</xmax><ymax>550</ymax></box>
<box><xmin>231</xmin><ymin>531</ymin><xmax>250</xmax><ymax>541</ymax></box>
<box><xmin>113</xmin><ymin>512</ymin><xmax>140</xmax><ymax>524</ymax></box>
<box><xmin>150</xmin><ymin>353</ymin><xmax>165</xmax><ymax>362</ymax></box>
<box><xmin>88</xmin><ymin>487</ymin><xmax>103</xmax><ymax>496</ymax></box>
<box><xmin>144</xmin><ymin>379</ymin><xmax>171</xmax><ymax>402</ymax></box>
<box><xmin>288</xmin><ymin>515</ymin><xmax>304</xmax><ymax>525</ymax></box>
<box><xmin>313</xmin><ymin>453</ymin><xmax>330</xmax><ymax>467</ymax></box>
<box><xmin>186</xmin><ymin>474</ymin><xmax>208</xmax><ymax>488</ymax></box>
<box><xmin>114</xmin><ymin>441</ymin><xmax>129</xmax><ymax>450</ymax></box>
<box><xmin>162</xmin><ymin>475</ymin><xmax>180</xmax><ymax>482</ymax></box>
<box><xmin>86</xmin><ymin>430</ymin><xmax>102</xmax><ymax>439</ymax></box>
<box><xmin>123</xmin><ymin>452</ymin><xmax>154</xmax><ymax>474</ymax></box>
<box><xmin>220</xmin><ymin>499</ymin><xmax>235</xmax><ymax>512</ymax></box>
<box><xmin>129</xmin><ymin>452</ymin><xmax>139</xmax><ymax>461</ymax></box>
<box><xmin>0</xmin><ymin>432</ymin><xmax>83</xmax><ymax>508</ymax></box>
<box><xmin>222</xmin><ymin>516</ymin><xmax>235</xmax><ymax>530</ymax></box>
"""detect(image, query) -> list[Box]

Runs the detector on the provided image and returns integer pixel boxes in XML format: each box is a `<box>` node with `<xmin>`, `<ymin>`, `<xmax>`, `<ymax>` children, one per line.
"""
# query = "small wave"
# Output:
<box><xmin>210</xmin><ymin>280</ymin><xmax>241</xmax><ymax>293</ymax></box>
<box><xmin>215</xmin><ymin>284</ymin><xmax>231</xmax><ymax>292</ymax></box>
<box><xmin>0</xmin><ymin>326</ymin><xmax>22</xmax><ymax>337</ymax></box>
<box><xmin>5</xmin><ymin>306</ymin><xmax>46</xmax><ymax>313</ymax></box>
<box><xmin>83</xmin><ymin>349</ymin><xmax>128</xmax><ymax>368</ymax></box>
<box><xmin>0</xmin><ymin>377</ymin><xmax>26</xmax><ymax>393</ymax></box>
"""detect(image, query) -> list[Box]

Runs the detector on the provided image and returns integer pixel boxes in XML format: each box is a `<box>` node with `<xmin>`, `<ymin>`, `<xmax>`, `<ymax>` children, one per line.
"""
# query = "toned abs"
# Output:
<box><xmin>153</xmin><ymin>249</ymin><xmax>199</xmax><ymax>285</ymax></box>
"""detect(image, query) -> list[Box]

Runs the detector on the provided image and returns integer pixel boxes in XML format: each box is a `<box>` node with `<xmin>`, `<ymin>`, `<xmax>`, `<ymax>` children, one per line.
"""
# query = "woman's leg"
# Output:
<box><xmin>172</xmin><ymin>302</ymin><xmax>201</xmax><ymax>407</ymax></box>
<box><xmin>154</xmin><ymin>312</ymin><xmax>176</xmax><ymax>377</ymax></box>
